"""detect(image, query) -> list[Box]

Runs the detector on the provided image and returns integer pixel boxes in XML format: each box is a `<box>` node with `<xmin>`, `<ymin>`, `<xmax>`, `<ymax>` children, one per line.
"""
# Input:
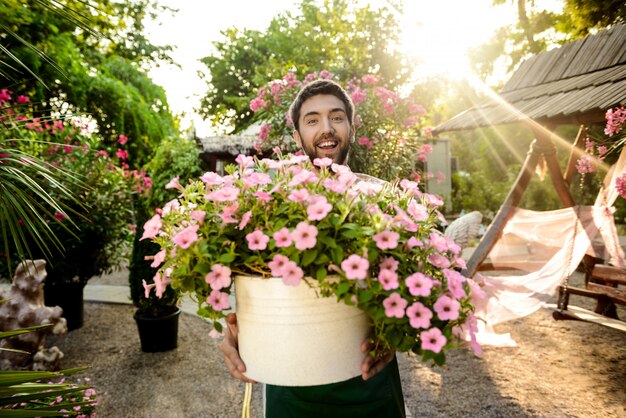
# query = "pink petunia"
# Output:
<box><xmin>153</xmin><ymin>271</ymin><xmax>172</xmax><ymax>298</ymax></box>
<box><xmin>200</xmin><ymin>171</ymin><xmax>224</xmax><ymax>185</ymax></box>
<box><xmin>379</xmin><ymin>256</ymin><xmax>398</xmax><ymax>272</ymax></box>
<box><xmin>117</xmin><ymin>134</ymin><xmax>128</xmax><ymax>145</ymax></box>
<box><xmin>268</xmin><ymin>254</ymin><xmax>290</xmax><ymax>277</ymax></box>
<box><xmin>420</xmin><ymin>328</ymin><xmax>447</xmax><ymax>353</ymax></box>
<box><xmin>373</xmin><ymin>230</ymin><xmax>400</xmax><ymax>250</ymax></box>
<box><xmin>190</xmin><ymin>210</ymin><xmax>206</xmax><ymax>224</ymax></box>
<box><xmin>323</xmin><ymin>178</ymin><xmax>348</xmax><ymax>193</ymax></box>
<box><xmin>165</xmin><ymin>176</ymin><xmax>182</xmax><ymax>190</ymax></box>
<box><xmin>150</xmin><ymin>250</ymin><xmax>166</xmax><ymax>268</ymax></box>
<box><xmin>142</xmin><ymin>279</ymin><xmax>153</xmax><ymax>298</ymax></box>
<box><xmin>406</xmin><ymin>302</ymin><xmax>433</xmax><ymax>329</ymax></box>
<box><xmin>281</xmin><ymin>260</ymin><xmax>304</xmax><ymax>286</ymax></box>
<box><xmin>405</xmin><ymin>272</ymin><xmax>434</xmax><ymax>297</ymax></box>
<box><xmin>407</xmin><ymin>201</ymin><xmax>429</xmax><ymax>222</ymax></box>
<box><xmin>238</xmin><ymin>211</ymin><xmax>252</xmax><ymax>230</ymax></box>
<box><xmin>246</xmin><ymin>230</ymin><xmax>270</xmax><ymax>250</ymax></box>
<box><xmin>235</xmin><ymin>154</ymin><xmax>254</xmax><ymax>167</ymax></box>
<box><xmin>313</xmin><ymin>157</ymin><xmax>333</xmax><ymax>167</ymax></box>
<box><xmin>288</xmin><ymin>188</ymin><xmax>309</xmax><ymax>203</ymax></box>
<box><xmin>205</xmin><ymin>264</ymin><xmax>232</xmax><ymax>290</ymax></box>
<box><xmin>173</xmin><ymin>225</ymin><xmax>199</xmax><ymax>249</ymax></box>
<box><xmin>116</xmin><ymin>148</ymin><xmax>128</xmax><ymax>161</ymax></box>
<box><xmin>254</xmin><ymin>191</ymin><xmax>272</xmax><ymax>202</ymax></box>
<box><xmin>433</xmin><ymin>295</ymin><xmax>461</xmax><ymax>321</ymax></box>
<box><xmin>206</xmin><ymin>186</ymin><xmax>240</xmax><ymax>202</ymax></box>
<box><xmin>307</xmin><ymin>197</ymin><xmax>332</xmax><ymax>221</ymax></box>
<box><xmin>206</xmin><ymin>289</ymin><xmax>230</xmax><ymax>311</ymax></box>
<box><xmin>141</xmin><ymin>214</ymin><xmax>162</xmax><ymax>240</ymax></box>
<box><xmin>54</xmin><ymin>212</ymin><xmax>65</xmax><ymax>222</ymax></box>
<box><xmin>292</xmin><ymin>222</ymin><xmax>318</xmax><ymax>250</ymax></box>
<box><xmin>429</xmin><ymin>232</ymin><xmax>448</xmax><ymax>252</ymax></box>
<box><xmin>428</xmin><ymin>253</ymin><xmax>451</xmax><ymax>268</ymax></box>
<box><xmin>378</xmin><ymin>269</ymin><xmax>399</xmax><ymax>290</ymax></box>
<box><xmin>273</xmin><ymin>228</ymin><xmax>293</xmax><ymax>248</ymax></box>
<box><xmin>406</xmin><ymin>237</ymin><xmax>423</xmax><ymax>248</ymax></box>
<box><xmin>383</xmin><ymin>293</ymin><xmax>408</xmax><ymax>318</ymax></box>
<box><xmin>443</xmin><ymin>268</ymin><xmax>467</xmax><ymax>299</ymax></box>
<box><xmin>341</xmin><ymin>254</ymin><xmax>369</xmax><ymax>280</ymax></box>
<box><xmin>218</xmin><ymin>202</ymin><xmax>239</xmax><ymax>224</ymax></box>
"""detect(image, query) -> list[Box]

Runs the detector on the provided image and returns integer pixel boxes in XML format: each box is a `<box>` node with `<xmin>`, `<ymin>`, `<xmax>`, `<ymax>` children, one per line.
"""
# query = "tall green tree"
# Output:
<box><xmin>0</xmin><ymin>0</ymin><xmax>177</xmax><ymax>167</ymax></box>
<box><xmin>199</xmin><ymin>0</ymin><xmax>409</xmax><ymax>133</ymax></box>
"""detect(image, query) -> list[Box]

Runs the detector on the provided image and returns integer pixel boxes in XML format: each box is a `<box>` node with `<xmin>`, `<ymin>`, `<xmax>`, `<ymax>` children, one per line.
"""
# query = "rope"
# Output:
<box><xmin>241</xmin><ymin>382</ymin><xmax>252</xmax><ymax>418</ymax></box>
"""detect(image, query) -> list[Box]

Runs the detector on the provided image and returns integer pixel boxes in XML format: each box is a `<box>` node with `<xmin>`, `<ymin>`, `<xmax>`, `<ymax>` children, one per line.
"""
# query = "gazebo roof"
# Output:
<box><xmin>434</xmin><ymin>24</ymin><xmax>626</xmax><ymax>133</ymax></box>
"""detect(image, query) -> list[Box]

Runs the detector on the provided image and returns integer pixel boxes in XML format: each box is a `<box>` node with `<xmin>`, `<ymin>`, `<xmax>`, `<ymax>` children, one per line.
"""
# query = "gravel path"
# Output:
<box><xmin>42</xmin><ymin>269</ymin><xmax>626</xmax><ymax>417</ymax></box>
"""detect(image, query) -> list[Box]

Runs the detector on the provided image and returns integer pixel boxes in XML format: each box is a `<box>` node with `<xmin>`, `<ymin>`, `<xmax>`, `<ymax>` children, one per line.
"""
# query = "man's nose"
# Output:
<box><xmin>320</xmin><ymin>117</ymin><xmax>334</xmax><ymax>136</ymax></box>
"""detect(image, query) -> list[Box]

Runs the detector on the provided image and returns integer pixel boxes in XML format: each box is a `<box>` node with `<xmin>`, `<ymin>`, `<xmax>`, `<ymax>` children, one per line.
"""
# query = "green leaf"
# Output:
<box><xmin>192</xmin><ymin>262</ymin><xmax>211</xmax><ymax>275</ymax></box>
<box><xmin>219</xmin><ymin>253</ymin><xmax>236</xmax><ymax>263</ymax></box>
<box><xmin>358</xmin><ymin>290</ymin><xmax>373</xmax><ymax>303</ymax></box>
<box><xmin>301</xmin><ymin>249</ymin><xmax>318</xmax><ymax>266</ymax></box>
<box><xmin>315</xmin><ymin>266</ymin><xmax>327</xmax><ymax>281</ymax></box>
<box><xmin>336</xmin><ymin>281</ymin><xmax>351</xmax><ymax>296</ymax></box>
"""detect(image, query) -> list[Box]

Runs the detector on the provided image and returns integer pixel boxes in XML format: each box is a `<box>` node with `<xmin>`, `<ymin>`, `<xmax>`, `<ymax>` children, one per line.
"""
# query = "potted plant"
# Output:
<box><xmin>0</xmin><ymin>91</ymin><xmax>146</xmax><ymax>330</ymax></box>
<box><xmin>142</xmin><ymin>152</ymin><xmax>485</xmax><ymax>385</ymax></box>
<box><xmin>128</xmin><ymin>135</ymin><xmax>204</xmax><ymax>352</ymax></box>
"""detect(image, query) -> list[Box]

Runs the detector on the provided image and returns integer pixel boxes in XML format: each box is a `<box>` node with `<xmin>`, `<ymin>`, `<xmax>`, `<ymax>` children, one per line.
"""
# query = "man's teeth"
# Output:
<box><xmin>318</xmin><ymin>140</ymin><xmax>337</xmax><ymax>148</ymax></box>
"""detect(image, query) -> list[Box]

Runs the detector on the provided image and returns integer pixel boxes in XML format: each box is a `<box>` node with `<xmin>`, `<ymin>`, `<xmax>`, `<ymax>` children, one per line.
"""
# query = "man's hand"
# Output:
<box><xmin>219</xmin><ymin>313</ymin><xmax>256</xmax><ymax>383</ymax></box>
<box><xmin>360</xmin><ymin>338</ymin><xmax>394</xmax><ymax>381</ymax></box>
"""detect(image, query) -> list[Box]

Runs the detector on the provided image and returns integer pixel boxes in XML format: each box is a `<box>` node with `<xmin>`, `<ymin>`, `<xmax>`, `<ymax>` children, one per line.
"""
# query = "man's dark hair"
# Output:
<box><xmin>289</xmin><ymin>79</ymin><xmax>355</xmax><ymax>132</ymax></box>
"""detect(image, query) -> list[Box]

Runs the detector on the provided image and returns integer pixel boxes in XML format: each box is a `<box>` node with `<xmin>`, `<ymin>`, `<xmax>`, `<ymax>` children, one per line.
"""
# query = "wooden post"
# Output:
<box><xmin>564</xmin><ymin>125</ymin><xmax>587</xmax><ymax>185</ymax></box>
<box><xmin>532</xmin><ymin>126</ymin><xmax>576</xmax><ymax>207</ymax></box>
<box><xmin>463</xmin><ymin>138</ymin><xmax>543</xmax><ymax>277</ymax></box>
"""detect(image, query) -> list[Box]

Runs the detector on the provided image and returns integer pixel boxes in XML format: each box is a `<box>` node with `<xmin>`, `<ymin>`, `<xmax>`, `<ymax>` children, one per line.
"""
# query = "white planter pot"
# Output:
<box><xmin>235</xmin><ymin>275</ymin><xmax>370</xmax><ymax>386</ymax></box>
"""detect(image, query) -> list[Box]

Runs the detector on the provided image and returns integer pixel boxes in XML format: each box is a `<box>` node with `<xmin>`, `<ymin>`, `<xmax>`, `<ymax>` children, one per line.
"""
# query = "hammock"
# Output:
<box><xmin>473</xmin><ymin>148</ymin><xmax>626</xmax><ymax>346</ymax></box>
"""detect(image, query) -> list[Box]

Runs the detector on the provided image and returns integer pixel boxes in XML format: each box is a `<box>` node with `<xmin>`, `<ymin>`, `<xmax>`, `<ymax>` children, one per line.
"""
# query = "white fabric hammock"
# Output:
<box><xmin>474</xmin><ymin>148</ymin><xmax>626</xmax><ymax>346</ymax></box>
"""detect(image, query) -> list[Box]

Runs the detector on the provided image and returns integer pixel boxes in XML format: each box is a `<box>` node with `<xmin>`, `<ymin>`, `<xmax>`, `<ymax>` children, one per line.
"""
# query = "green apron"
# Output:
<box><xmin>265</xmin><ymin>357</ymin><xmax>405</xmax><ymax>418</ymax></box>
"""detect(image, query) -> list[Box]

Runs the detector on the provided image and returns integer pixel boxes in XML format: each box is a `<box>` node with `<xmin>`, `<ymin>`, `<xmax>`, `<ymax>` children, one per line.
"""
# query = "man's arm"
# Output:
<box><xmin>360</xmin><ymin>339</ymin><xmax>395</xmax><ymax>381</ymax></box>
<box><xmin>219</xmin><ymin>313</ymin><xmax>257</xmax><ymax>383</ymax></box>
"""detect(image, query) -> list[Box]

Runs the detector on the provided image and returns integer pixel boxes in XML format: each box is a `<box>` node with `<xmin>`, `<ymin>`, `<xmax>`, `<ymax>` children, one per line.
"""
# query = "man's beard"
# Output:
<box><xmin>299</xmin><ymin>133</ymin><xmax>351</xmax><ymax>165</ymax></box>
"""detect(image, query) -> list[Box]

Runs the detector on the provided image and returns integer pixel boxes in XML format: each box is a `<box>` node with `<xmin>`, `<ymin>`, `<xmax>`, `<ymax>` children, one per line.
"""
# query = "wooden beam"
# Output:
<box><xmin>463</xmin><ymin>138</ymin><xmax>543</xmax><ymax>277</ymax></box>
<box><xmin>564</xmin><ymin>125</ymin><xmax>587</xmax><ymax>185</ymax></box>
<box><xmin>547</xmin><ymin>303</ymin><xmax>626</xmax><ymax>332</ymax></box>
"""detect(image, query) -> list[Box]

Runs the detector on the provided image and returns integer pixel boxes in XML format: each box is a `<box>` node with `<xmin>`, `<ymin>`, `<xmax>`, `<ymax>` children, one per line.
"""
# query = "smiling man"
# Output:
<box><xmin>289</xmin><ymin>80</ymin><xmax>355</xmax><ymax>165</ymax></box>
<box><xmin>220</xmin><ymin>79</ymin><xmax>406</xmax><ymax>418</ymax></box>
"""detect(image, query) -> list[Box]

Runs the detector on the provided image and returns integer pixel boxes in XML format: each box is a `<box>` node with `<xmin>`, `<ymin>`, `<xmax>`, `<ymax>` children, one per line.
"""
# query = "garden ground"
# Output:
<box><xmin>40</xmin><ymin>268</ymin><xmax>626</xmax><ymax>418</ymax></box>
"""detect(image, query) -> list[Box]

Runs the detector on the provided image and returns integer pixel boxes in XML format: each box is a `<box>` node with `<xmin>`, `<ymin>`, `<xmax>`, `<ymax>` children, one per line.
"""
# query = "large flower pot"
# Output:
<box><xmin>133</xmin><ymin>308</ymin><xmax>181</xmax><ymax>353</ymax></box>
<box><xmin>235</xmin><ymin>275</ymin><xmax>370</xmax><ymax>386</ymax></box>
<box><xmin>44</xmin><ymin>281</ymin><xmax>85</xmax><ymax>331</ymax></box>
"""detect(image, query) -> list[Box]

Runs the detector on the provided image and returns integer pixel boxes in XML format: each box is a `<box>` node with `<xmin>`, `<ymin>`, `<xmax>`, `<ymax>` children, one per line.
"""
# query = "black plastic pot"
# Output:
<box><xmin>44</xmin><ymin>281</ymin><xmax>85</xmax><ymax>331</ymax></box>
<box><xmin>133</xmin><ymin>308</ymin><xmax>181</xmax><ymax>353</ymax></box>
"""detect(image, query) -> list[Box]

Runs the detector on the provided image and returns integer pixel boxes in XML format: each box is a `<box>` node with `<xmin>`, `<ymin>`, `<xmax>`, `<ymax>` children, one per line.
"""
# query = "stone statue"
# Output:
<box><xmin>0</xmin><ymin>259</ymin><xmax>67</xmax><ymax>370</ymax></box>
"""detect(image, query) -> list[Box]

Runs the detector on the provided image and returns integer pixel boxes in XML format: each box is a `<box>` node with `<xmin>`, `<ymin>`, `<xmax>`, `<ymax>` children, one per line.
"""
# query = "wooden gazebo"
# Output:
<box><xmin>434</xmin><ymin>24</ymin><xmax>626</xmax><ymax>325</ymax></box>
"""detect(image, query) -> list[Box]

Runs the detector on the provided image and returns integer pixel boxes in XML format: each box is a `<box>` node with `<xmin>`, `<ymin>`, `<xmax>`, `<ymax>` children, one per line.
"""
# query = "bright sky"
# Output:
<box><xmin>145</xmin><ymin>0</ymin><xmax>562</xmax><ymax>136</ymax></box>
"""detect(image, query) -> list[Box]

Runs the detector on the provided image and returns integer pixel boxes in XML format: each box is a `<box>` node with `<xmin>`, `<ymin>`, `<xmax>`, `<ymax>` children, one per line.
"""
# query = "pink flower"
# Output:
<box><xmin>341</xmin><ymin>254</ymin><xmax>370</xmax><ymax>280</ymax></box>
<box><xmin>273</xmin><ymin>227</ymin><xmax>293</xmax><ymax>247</ymax></box>
<box><xmin>616</xmin><ymin>173</ymin><xmax>626</xmax><ymax>199</ymax></box>
<box><xmin>116</xmin><ymin>148</ymin><xmax>128</xmax><ymax>161</ymax></box>
<box><xmin>250</xmin><ymin>97</ymin><xmax>267</xmax><ymax>112</ymax></box>
<box><xmin>141</xmin><ymin>214</ymin><xmax>162</xmax><ymax>240</ymax></box>
<box><xmin>281</xmin><ymin>260</ymin><xmax>304</xmax><ymax>286</ymax></box>
<box><xmin>254</xmin><ymin>191</ymin><xmax>272</xmax><ymax>202</ymax></box>
<box><xmin>407</xmin><ymin>201</ymin><xmax>429</xmax><ymax>222</ymax></box>
<box><xmin>406</xmin><ymin>302</ymin><xmax>433</xmax><ymax>329</ymax></box>
<box><xmin>173</xmin><ymin>225</ymin><xmax>199</xmax><ymax>249</ymax></box>
<box><xmin>54</xmin><ymin>212</ymin><xmax>65</xmax><ymax>222</ymax></box>
<box><xmin>405</xmin><ymin>272</ymin><xmax>434</xmax><ymax>297</ymax></box>
<box><xmin>358</xmin><ymin>136</ymin><xmax>372</xmax><ymax>149</ymax></box>
<box><xmin>190</xmin><ymin>210</ymin><xmax>206</xmax><ymax>223</ymax></box>
<box><xmin>207</xmin><ymin>290</ymin><xmax>230</xmax><ymax>311</ymax></box>
<box><xmin>420</xmin><ymin>328</ymin><xmax>446</xmax><ymax>353</ymax></box>
<box><xmin>206</xmin><ymin>186</ymin><xmax>240</xmax><ymax>202</ymax></box>
<box><xmin>434</xmin><ymin>295</ymin><xmax>461</xmax><ymax>321</ymax></box>
<box><xmin>165</xmin><ymin>176</ymin><xmax>182</xmax><ymax>190</ymax></box>
<box><xmin>243</xmin><ymin>171</ymin><xmax>272</xmax><ymax>188</ymax></box>
<box><xmin>351</xmin><ymin>88</ymin><xmax>367</xmax><ymax>106</ymax></box>
<box><xmin>307</xmin><ymin>196</ymin><xmax>332</xmax><ymax>221</ymax></box>
<box><xmin>380</xmin><ymin>256</ymin><xmax>398</xmax><ymax>272</ymax></box>
<box><xmin>323</xmin><ymin>178</ymin><xmax>348</xmax><ymax>193</ymax></box>
<box><xmin>142</xmin><ymin>279</ymin><xmax>153</xmax><ymax>298</ymax></box>
<box><xmin>200</xmin><ymin>172</ymin><xmax>224</xmax><ymax>185</ymax></box>
<box><xmin>17</xmin><ymin>95</ymin><xmax>29</xmax><ymax>103</ymax></box>
<box><xmin>373</xmin><ymin>230</ymin><xmax>400</xmax><ymax>250</ymax></box>
<box><xmin>312</xmin><ymin>157</ymin><xmax>333</xmax><ymax>167</ymax></box>
<box><xmin>383</xmin><ymin>293</ymin><xmax>407</xmax><ymax>318</ymax></box>
<box><xmin>289</xmin><ymin>188</ymin><xmax>309</xmax><ymax>203</ymax></box>
<box><xmin>292</xmin><ymin>222</ymin><xmax>318</xmax><ymax>250</ymax></box>
<box><xmin>117</xmin><ymin>134</ymin><xmax>128</xmax><ymax>145</ymax></box>
<box><xmin>205</xmin><ymin>264</ymin><xmax>232</xmax><ymax>290</ymax></box>
<box><xmin>150</xmin><ymin>250</ymin><xmax>166</xmax><ymax>268</ymax></box>
<box><xmin>268</xmin><ymin>254</ymin><xmax>290</xmax><ymax>276</ymax></box>
<box><xmin>153</xmin><ymin>270</ymin><xmax>172</xmax><ymax>298</ymax></box>
<box><xmin>443</xmin><ymin>268</ymin><xmax>466</xmax><ymax>299</ymax></box>
<box><xmin>378</xmin><ymin>269</ymin><xmax>399</xmax><ymax>290</ymax></box>
<box><xmin>428</xmin><ymin>253</ymin><xmax>451</xmax><ymax>268</ymax></box>
<box><xmin>246</xmin><ymin>230</ymin><xmax>270</xmax><ymax>250</ymax></box>
<box><xmin>235</xmin><ymin>154</ymin><xmax>254</xmax><ymax>167</ymax></box>
<box><xmin>234</xmin><ymin>210</ymin><xmax>250</xmax><ymax>230</ymax></box>
<box><xmin>218</xmin><ymin>202</ymin><xmax>239</xmax><ymax>224</ymax></box>
<box><xmin>406</xmin><ymin>237</ymin><xmax>423</xmax><ymax>248</ymax></box>
<box><xmin>429</xmin><ymin>233</ymin><xmax>448</xmax><ymax>252</ymax></box>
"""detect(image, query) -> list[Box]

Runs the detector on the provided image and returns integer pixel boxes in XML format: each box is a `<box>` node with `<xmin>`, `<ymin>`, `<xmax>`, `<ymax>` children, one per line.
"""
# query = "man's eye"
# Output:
<box><xmin>306</xmin><ymin>119</ymin><xmax>317</xmax><ymax>125</ymax></box>
<box><xmin>332</xmin><ymin>116</ymin><xmax>344</xmax><ymax>122</ymax></box>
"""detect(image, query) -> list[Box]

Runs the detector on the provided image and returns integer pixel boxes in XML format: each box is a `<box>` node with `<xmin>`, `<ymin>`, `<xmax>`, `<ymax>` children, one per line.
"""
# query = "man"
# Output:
<box><xmin>220</xmin><ymin>79</ymin><xmax>406</xmax><ymax>418</ymax></box>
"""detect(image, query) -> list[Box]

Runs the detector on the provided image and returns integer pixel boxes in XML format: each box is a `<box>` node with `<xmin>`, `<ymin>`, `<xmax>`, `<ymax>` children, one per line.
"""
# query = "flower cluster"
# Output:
<box><xmin>0</xmin><ymin>89</ymin><xmax>150</xmax><ymax>283</ymax></box>
<box><xmin>249</xmin><ymin>71</ymin><xmax>433</xmax><ymax>181</ymax></box>
<box><xmin>144</xmin><ymin>153</ymin><xmax>483</xmax><ymax>363</ymax></box>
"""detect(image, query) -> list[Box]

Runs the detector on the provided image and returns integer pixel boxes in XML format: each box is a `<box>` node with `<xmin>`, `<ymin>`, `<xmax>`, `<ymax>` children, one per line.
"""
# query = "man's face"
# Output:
<box><xmin>293</xmin><ymin>94</ymin><xmax>354</xmax><ymax>165</ymax></box>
